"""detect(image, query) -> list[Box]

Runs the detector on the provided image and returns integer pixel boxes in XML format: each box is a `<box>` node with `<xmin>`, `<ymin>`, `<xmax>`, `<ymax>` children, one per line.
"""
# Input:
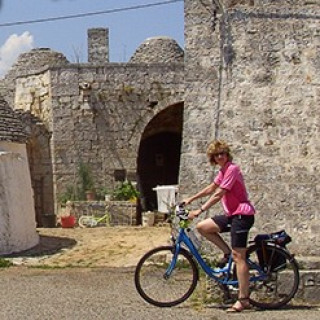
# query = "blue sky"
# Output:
<box><xmin>0</xmin><ymin>0</ymin><xmax>184</xmax><ymax>77</ymax></box>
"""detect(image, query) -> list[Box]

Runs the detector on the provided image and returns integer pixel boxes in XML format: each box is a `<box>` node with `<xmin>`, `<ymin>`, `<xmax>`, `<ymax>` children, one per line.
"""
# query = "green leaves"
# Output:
<box><xmin>112</xmin><ymin>181</ymin><xmax>140</xmax><ymax>201</ymax></box>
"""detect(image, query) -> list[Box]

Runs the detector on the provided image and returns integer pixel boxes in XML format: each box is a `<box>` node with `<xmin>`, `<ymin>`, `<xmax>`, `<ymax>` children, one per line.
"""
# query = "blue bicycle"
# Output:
<box><xmin>134</xmin><ymin>204</ymin><xmax>300</xmax><ymax>309</ymax></box>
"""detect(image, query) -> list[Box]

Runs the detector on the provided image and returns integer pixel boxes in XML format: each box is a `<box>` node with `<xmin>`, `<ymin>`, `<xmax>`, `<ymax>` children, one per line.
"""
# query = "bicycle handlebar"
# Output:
<box><xmin>175</xmin><ymin>203</ymin><xmax>189</xmax><ymax>221</ymax></box>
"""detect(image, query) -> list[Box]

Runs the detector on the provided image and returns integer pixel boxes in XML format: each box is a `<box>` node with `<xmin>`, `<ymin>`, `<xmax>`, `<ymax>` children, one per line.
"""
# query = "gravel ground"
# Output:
<box><xmin>0</xmin><ymin>227</ymin><xmax>319</xmax><ymax>319</ymax></box>
<box><xmin>0</xmin><ymin>267</ymin><xmax>319</xmax><ymax>320</ymax></box>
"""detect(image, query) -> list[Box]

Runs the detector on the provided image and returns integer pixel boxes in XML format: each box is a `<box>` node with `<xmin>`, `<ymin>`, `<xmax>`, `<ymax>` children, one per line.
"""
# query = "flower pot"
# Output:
<box><xmin>85</xmin><ymin>190</ymin><xmax>96</xmax><ymax>201</ymax></box>
<box><xmin>60</xmin><ymin>215</ymin><xmax>76</xmax><ymax>228</ymax></box>
<box><xmin>105</xmin><ymin>194</ymin><xmax>111</xmax><ymax>201</ymax></box>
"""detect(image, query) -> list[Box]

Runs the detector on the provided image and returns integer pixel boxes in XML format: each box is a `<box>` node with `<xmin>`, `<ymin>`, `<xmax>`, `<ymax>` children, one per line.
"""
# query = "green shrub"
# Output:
<box><xmin>95</xmin><ymin>187</ymin><xmax>112</xmax><ymax>201</ymax></box>
<box><xmin>58</xmin><ymin>161</ymin><xmax>95</xmax><ymax>204</ymax></box>
<box><xmin>0</xmin><ymin>258</ymin><xmax>13</xmax><ymax>268</ymax></box>
<box><xmin>58</xmin><ymin>185</ymin><xmax>80</xmax><ymax>204</ymax></box>
<box><xmin>112</xmin><ymin>181</ymin><xmax>139</xmax><ymax>201</ymax></box>
<box><xmin>77</xmin><ymin>162</ymin><xmax>94</xmax><ymax>199</ymax></box>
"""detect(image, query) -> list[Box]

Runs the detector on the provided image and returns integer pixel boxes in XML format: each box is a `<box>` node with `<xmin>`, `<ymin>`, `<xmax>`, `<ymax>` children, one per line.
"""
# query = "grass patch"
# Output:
<box><xmin>189</xmin><ymin>275</ymin><xmax>224</xmax><ymax>311</ymax></box>
<box><xmin>0</xmin><ymin>258</ymin><xmax>13</xmax><ymax>268</ymax></box>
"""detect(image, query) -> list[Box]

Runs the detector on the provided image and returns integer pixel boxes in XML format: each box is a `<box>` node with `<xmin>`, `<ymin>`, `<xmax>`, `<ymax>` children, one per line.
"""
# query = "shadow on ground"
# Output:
<box><xmin>274</xmin><ymin>304</ymin><xmax>320</xmax><ymax>311</ymax></box>
<box><xmin>3</xmin><ymin>235</ymin><xmax>77</xmax><ymax>258</ymax></box>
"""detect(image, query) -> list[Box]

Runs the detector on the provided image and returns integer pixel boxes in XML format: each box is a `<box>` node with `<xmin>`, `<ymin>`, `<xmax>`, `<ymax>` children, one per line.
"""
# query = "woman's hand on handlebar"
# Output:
<box><xmin>188</xmin><ymin>209</ymin><xmax>201</xmax><ymax>220</ymax></box>
<box><xmin>180</xmin><ymin>199</ymin><xmax>201</xmax><ymax>220</ymax></box>
<box><xmin>182</xmin><ymin>198</ymin><xmax>193</xmax><ymax>206</ymax></box>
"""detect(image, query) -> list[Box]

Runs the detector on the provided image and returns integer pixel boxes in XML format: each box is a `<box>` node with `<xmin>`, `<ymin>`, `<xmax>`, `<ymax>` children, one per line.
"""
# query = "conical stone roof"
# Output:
<box><xmin>130</xmin><ymin>36</ymin><xmax>184</xmax><ymax>63</ymax></box>
<box><xmin>6</xmin><ymin>48</ymin><xmax>69</xmax><ymax>79</ymax></box>
<box><xmin>0</xmin><ymin>96</ymin><xmax>26</xmax><ymax>143</ymax></box>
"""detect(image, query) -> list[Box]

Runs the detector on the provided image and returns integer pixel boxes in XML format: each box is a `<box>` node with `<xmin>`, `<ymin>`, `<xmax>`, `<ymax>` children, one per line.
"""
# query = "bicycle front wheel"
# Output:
<box><xmin>78</xmin><ymin>216</ymin><xmax>96</xmax><ymax>228</ymax></box>
<box><xmin>134</xmin><ymin>246</ymin><xmax>199</xmax><ymax>307</ymax></box>
<box><xmin>247</xmin><ymin>243</ymin><xmax>300</xmax><ymax>309</ymax></box>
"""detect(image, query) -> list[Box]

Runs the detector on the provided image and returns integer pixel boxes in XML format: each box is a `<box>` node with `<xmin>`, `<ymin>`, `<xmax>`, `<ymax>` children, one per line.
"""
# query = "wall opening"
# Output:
<box><xmin>137</xmin><ymin>103</ymin><xmax>183</xmax><ymax>211</ymax></box>
<box><xmin>24</xmin><ymin>115</ymin><xmax>54</xmax><ymax>227</ymax></box>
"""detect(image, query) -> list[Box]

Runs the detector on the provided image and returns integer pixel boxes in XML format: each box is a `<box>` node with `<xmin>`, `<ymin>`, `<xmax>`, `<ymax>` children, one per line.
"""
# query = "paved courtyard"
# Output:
<box><xmin>0</xmin><ymin>227</ymin><xmax>319</xmax><ymax>319</ymax></box>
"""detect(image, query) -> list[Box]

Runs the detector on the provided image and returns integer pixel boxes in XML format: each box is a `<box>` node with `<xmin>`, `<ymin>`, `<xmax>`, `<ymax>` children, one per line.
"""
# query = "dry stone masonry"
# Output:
<box><xmin>180</xmin><ymin>0</ymin><xmax>320</xmax><ymax>256</ymax></box>
<box><xmin>0</xmin><ymin>28</ymin><xmax>185</xmax><ymax>227</ymax></box>
<box><xmin>0</xmin><ymin>0</ymin><xmax>318</xmax><ymax>270</ymax></box>
<box><xmin>179</xmin><ymin>0</ymin><xmax>320</xmax><ymax>302</ymax></box>
<box><xmin>88</xmin><ymin>28</ymin><xmax>109</xmax><ymax>64</ymax></box>
<box><xmin>129</xmin><ymin>36</ymin><xmax>184</xmax><ymax>63</ymax></box>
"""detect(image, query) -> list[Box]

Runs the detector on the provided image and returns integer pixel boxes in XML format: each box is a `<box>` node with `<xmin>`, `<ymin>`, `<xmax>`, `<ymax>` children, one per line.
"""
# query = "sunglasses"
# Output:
<box><xmin>210</xmin><ymin>151</ymin><xmax>227</xmax><ymax>163</ymax></box>
<box><xmin>212</xmin><ymin>151</ymin><xmax>226</xmax><ymax>158</ymax></box>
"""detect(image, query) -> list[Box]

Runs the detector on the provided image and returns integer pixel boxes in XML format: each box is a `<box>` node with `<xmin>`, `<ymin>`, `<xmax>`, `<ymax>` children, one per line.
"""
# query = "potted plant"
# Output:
<box><xmin>96</xmin><ymin>186</ymin><xmax>112</xmax><ymax>201</ymax></box>
<box><xmin>78</xmin><ymin>162</ymin><xmax>95</xmax><ymax>201</ymax></box>
<box><xmin>112</xmin><ymin>180</ymin><xmax>140</xmax><ymax>202</ymax></box>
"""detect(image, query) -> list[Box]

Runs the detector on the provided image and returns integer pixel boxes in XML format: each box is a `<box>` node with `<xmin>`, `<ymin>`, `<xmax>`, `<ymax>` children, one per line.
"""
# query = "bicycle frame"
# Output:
<box><xmin>95</xmin><ymin>214</ymin><xmax>109</xmax><ymax>224</ymax></box>
<box><xmin>167</xmin><ymin>227</ymin><xmax>267</xmax><ymax>287</ymax></box>
<box><xmin>79</xmin><ymin>212</ymin><xmax>110</xmax><ymax>227</ymax></box>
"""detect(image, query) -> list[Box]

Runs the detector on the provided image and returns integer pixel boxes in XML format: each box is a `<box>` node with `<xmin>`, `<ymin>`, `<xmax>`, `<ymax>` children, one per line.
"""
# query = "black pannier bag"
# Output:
<box><xmin>254</xmin><ymin>230</ymin><xmax>292</xmax><ymax>272</ymax></box>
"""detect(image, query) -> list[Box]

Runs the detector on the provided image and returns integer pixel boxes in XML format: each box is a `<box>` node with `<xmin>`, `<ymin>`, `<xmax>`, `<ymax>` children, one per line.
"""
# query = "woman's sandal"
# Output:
<box><xmin>226</xmin><ymin>297</ymin><xmax>251</xmax><ymax>312</ymax></box>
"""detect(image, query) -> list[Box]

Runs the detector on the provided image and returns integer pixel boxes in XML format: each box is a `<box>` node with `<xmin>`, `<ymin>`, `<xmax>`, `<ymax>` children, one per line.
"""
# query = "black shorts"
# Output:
<box><xmin>212</xmin><ymin>214</ymin><xmax>255</xmax><ymax>248</ymax></box>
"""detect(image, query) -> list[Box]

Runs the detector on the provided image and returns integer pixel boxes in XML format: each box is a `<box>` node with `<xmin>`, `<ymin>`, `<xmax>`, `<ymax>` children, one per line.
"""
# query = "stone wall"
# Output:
<box><xmin>3</xmin><ymin>3</ymin><xmax>319</xmax><ymax>257</ymax></box>
<box><xmin>1</xmin><ymin>48</ymin><xmax>69</xmax><ymax>108</ymax></box>
<box><xmin>13</xmin><ymin>73</ymin><xmax>55</xmax><ymax>223</ymax></box>
<box><xmin>181</xmin><ymin>0</ymin><xmax>320</xmax><ymax>255</ymax></box>
<box><xmin>59</xmin><ymin>201</ymin><xmax>137</xmax><ymax>226</ymax></box>
<box><xmin>15</xmin><ymin>71</ymin><xmax>52</xmax><ymax>129</ymax></box>
<box><xmin>12</xmin><ymin>61</ymin><xmax>184</xmax><ymax>218</ymax></box>
<box><xmin>49</xmin><ymin>63</ymin><xmax>184</xmax><ymax>203</ymax></box>
<box><xmin>88</xmin><ymin>28</ymin><xmax>109</xmax><ymax>64</ymax></box>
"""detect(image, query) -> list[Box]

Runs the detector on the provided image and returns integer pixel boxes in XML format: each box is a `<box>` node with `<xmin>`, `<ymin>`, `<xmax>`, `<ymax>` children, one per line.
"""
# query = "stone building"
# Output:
<box><xmin>0</xmin><ymin>29</ymin><xmax>184</xmax><ymax>227</ymax></box>
<box><xmin>0</xmin><ymin>96</ymin><xmax>38</xmax><ymax>254</ymax></box>
<box><xmin>180</xmin><ymin>0</ymin><xmax>320</xmax><ymax>256</ymax></box>
<box><xmin>0</xmin><ymin>0</ymin><xmax>319</xmax><ymax>257</ymax></box>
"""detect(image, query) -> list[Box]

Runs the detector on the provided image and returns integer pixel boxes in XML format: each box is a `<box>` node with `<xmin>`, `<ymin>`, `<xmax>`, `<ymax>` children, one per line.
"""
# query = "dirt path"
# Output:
<box><xmin>9</xmin><ymin>226</ymin><xmax>171</xmax><ymax>268</ymax></box>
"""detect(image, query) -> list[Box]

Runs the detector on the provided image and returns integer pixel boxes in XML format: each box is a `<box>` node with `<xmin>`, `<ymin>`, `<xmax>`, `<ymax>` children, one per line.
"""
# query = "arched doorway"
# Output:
<box><xmin>137</xmin><ymin>103</ymin><xmax>183</xmax><ymax>211</ymax></box>
<box><xmin>23</xmin><ymin>113</ymin><xmax>54</xmax><ymax>227</ymax></box>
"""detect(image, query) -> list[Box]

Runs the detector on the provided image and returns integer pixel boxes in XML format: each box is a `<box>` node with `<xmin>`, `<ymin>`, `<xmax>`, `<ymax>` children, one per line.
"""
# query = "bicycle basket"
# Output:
<box><xmin>254</xmin><ymin>230</ymin><xmax>291</xmax><ymax>272</ymax></box>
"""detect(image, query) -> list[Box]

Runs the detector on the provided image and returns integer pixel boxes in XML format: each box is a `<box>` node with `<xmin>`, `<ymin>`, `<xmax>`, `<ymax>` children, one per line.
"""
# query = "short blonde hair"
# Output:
<box><xmin>206</xmin><ymin>139</ymin><xmax>233</xmax><ymax>165</ymax></box>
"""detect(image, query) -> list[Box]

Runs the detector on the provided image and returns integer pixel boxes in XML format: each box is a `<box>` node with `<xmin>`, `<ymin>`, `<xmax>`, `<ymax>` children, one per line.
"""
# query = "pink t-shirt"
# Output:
<box><xmin>214</xmin><ymin>162</ymin><xmax>255</xmax><ymax>217</ymax></box>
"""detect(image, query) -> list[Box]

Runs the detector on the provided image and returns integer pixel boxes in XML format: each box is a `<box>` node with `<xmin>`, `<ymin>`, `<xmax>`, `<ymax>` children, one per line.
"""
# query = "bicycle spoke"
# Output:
<box><xmin>135</xmin><ymin>246</ymin><xmax>198</xmax><ymax>307</ymax></box>
<box><xmin>247</xmin><ymin>244</ymin><xmax>299</xmax><ymax>309</ymax></box>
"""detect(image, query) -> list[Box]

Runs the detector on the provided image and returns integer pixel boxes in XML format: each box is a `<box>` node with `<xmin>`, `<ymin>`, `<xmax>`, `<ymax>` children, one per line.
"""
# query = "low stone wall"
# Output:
<box><xmin>107</xmin><ymin>201</ymin><xmax>138</xmax><ymax>226</ymax></box>
<box><xmin>58</xmin><ymin>200</ymin><xmax>138</xmax><ymax>227</ymax></box>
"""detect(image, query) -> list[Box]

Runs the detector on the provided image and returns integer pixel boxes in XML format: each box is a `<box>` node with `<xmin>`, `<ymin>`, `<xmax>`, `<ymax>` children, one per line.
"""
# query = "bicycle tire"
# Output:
<box><xmin>78</xmin><ymin>215</ymin><xmax>96</xmax><ymax>228</ymax></box>
<box><xmin>247</xmin><ymin>243</ymin><xmax>299</xmax><ymax>309</ymax></box>
<box><xmin>134</xmin><ymin>245</ymin><xmax>199</xmax><ymax>307</ymax></box>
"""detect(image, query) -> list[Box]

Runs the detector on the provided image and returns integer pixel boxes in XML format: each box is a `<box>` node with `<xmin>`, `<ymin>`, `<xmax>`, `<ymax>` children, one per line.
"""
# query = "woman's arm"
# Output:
<box><xmin>184</xmin><ymin>182</ymin><xmax>218</xmax><ymax>205</ymax></box>
<box><xmin>188</xmin><ymin>187</ymin><xmax>226</xmax><ymax>220</ymax></box>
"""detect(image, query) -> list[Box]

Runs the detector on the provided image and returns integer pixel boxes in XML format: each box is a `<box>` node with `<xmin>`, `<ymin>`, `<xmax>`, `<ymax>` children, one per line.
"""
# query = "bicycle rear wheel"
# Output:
<box><xmin>247</xmin><ymin>243</ymin><xmax>299</xmax><ymax>309</ymax></box>
<box><xmin>78</xmin><ymin>216</ymin><xmax>97</xmax><ymax>228</ymax></box>
<box><xmin>134</xmin><ymin>246</ymin><xmax>199</xmax><ymax>307</ymax></box>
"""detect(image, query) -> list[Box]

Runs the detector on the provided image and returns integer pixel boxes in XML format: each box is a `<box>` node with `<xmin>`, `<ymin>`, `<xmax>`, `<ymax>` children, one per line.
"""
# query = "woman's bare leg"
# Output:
<box><xmin>228</xmin><ymin>247</ymin><xmax>250</xmax><ymax>311</ymax></box>
<box><xmin>233</xmin><ymin>248</ymin><xmax>249</xmax><ymax>297</ymax></box>
<box><xmin>196</xmin><ymin>218</ymin><xmax>231</xmax><ymax>254</ymax></box>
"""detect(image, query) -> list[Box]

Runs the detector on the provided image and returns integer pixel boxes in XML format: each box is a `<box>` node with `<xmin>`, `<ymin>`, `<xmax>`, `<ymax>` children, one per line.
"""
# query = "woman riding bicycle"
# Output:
<box><xmin>183</xmin><ymin>139</ymin><xmax>255</xmax><ymax>312</ymax></box>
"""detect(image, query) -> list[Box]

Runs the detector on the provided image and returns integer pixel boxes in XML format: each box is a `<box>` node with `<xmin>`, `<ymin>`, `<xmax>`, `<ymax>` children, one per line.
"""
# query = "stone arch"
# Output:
<box><xmin>137</xmin><ymin>101</ymin><xmax>183</xmax><ymax>212</ymax></box>
<box><xmin>20</xmin><ymin>112</ymin><xmax>55</xmax><ymax>227</ymax></box>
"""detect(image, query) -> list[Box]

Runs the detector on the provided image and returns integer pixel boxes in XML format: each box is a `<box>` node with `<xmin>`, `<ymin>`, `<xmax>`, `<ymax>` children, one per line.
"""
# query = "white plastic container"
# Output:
<box><xmin>142</xmin><ymin>211</ymin><xmax>155</xmax><ymax>227</ymax></box>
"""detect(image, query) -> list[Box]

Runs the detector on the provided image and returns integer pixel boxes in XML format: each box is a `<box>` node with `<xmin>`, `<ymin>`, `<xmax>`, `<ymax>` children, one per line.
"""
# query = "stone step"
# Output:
<box><xmin>296</xmin><ymin>256</ymin><xmax>320</xmax><ymax>270</ymax></box>
<box><xmin>296</xmin><ymin>269</ymin><xmax>320</xmax><ymax>303</ymax></box>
